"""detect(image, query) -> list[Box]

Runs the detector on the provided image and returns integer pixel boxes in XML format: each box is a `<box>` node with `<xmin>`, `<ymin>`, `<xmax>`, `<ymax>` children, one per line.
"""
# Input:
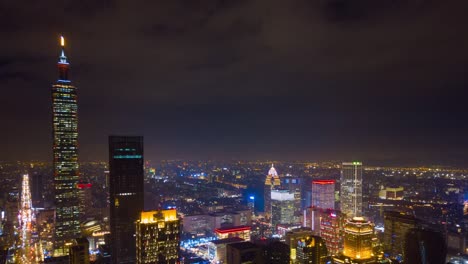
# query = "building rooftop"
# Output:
<box><xmin>215</xmin><ymin>225</ymin><xmax>251</xmax><ymax>233</ymax></box>
<box><xmin>228</xmin><ymin>241</ymin><xmax>258</xmax><ymax>251</ymax></box>
<box><xmin>211</xmin><ymin>237</ymin><xmax>245</xmax><ymax>245</ymax></box>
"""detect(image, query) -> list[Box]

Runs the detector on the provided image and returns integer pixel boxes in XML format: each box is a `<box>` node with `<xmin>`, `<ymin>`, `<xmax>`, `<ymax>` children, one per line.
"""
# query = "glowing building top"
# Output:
<box><xmin>342</xmin><ymin>217</ymin><xmax>374</xmax><ymax>260</ymax></box>
<box><xmin>139</xmin><ymin>209</ymin><xmax>178</xmax><ymax>223</ymax></box>
<box><xmin>268</xmin><ymin>164</ymin><xmax>278</xmax><ymax>177</ymax></box>
<box><xmin>265</xmin><ymin>164</ymin><xmax>281</xmax><ymax>186</ymax></box>
<box><xmin>57</xmin><ymin>35</ymin><xmax>70</xmax><ymax>80</ymax></box>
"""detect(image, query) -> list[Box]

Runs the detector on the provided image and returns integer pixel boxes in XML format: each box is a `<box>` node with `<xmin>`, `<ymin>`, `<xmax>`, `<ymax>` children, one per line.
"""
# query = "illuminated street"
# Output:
<box><xmin>16</xmin><ymin>174</ymin><xmax>40</xmax><ymax>264</ymax></box>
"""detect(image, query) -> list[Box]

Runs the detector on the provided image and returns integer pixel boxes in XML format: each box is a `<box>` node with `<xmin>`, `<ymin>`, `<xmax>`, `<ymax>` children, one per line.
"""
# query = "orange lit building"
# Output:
<box><xmin>136</xmin><ymin>209</ymin><xmax>180</xmax><ymax>264</ymax></box>
<box><xmin>343</xmin><ymin>217</ymin><xmax>374</xmax><ymax>260</ymax></box>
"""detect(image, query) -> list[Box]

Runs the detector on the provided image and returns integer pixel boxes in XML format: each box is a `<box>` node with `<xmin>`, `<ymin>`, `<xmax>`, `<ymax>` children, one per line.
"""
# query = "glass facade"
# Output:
<box><xmin>340</xmin><ymin>162</ymin><xmax>363</xmax><ymax>218</ymax></box>
<box><xmin>312</xmin><ymin>180</ymin><xmax>335</xmax><ymax>210</ymax></box>
<box><xmin>52</xmin><ymin>38</ymin><xmax>81</xmax><ymax>255</ymax></box>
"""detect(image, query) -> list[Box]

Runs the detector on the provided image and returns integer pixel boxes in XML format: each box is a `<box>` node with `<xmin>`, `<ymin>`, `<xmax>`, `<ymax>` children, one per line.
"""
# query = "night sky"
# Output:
<box><xmin>2</xmin><ymin>0</ymin><xmax>468</xmax><ymax>165</ymax></box>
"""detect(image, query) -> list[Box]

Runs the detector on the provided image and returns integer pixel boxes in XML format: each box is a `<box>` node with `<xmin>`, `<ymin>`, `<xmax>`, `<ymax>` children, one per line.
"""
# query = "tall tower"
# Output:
<box><xmin>340</xmin><ymin>162</ymin><xmax>363</xmax><ymax>218</ymax></box>
<box><xmin>264</xmin><ymin>164</ymin><xmax>280</xmax><ymax>221</ymax></box>
<box><xmin>52</xmin><ymin>35</ymin><xmax>81</xmax><ymax>255</ymax></box>
<box><xmin>109</xmin><ymin>136</ymin><xmax>144</xmax><ymax>264</ymax></box>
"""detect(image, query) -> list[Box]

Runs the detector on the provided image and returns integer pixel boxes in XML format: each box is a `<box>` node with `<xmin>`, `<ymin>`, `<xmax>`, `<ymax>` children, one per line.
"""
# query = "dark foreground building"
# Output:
<box><xmin>227</xmin><ymin>242</ymin><xmax>264</xmax><ymax>264</ymax></box>
<box><xmin>109</xmin><ymin>136</ymin><xmax>144</xmax><ymax>263</ymax></box>
<box><xmin>404</xmin><ymin>228</ymin><xmax>446</xmax><ymax>264</ymax></box>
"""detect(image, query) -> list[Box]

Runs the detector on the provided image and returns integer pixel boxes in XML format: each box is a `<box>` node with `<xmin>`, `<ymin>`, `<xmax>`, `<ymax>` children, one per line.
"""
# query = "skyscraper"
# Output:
<box><xmin>340</xmin><ymin>162</ymin><xmax>363</xmax><ymax>218</ymax></box>
<box><xmin>136</xmin><ymin>210</ymin><xmax>180</xmax><ymax>264</ymax></box>
<box><xmin>264</xmin><ymin>164</ymin><xmax>280</xmax><ymax>220</ymax></box>
<box><xmin>52</xmin><ymin>35</ymin><xmax>81</xmax><ymax>255</ymax></box>
<box><xmin>312</xmin><ymin>180</ymin><xmax>335</xmax><ymax>210</ymax></box>
<box><xmin>383</xmin><ymin>211</ymin><xmax>417</xmax><ymax>258</ymax></box>
<box><xmin>271</xmin><ymin>190</ymin><xmax>296</xmax><ymax>226</ymax></box>
<box><xmin>320</xmin><ymin>209</ymin><xmax>343</xmax><ymax>255</ymax></box>
<box><xmin>109</xmin><ymin>136</ymin><xmax>144</xmax><ymax>264</ymax></box>
<box><xmin>30</xmin><ymin>172</ymin><xmax>44</xmax><ymax>208</ymax></box>
<box><xmin>296</xmin><ymin>235</ymin><xmax>328</xmax><ymax>264</ymax></box>
<box><xmin>285</xmin><ymin>228</ymin><xmax>328</xmax><ymax>264</ymax></box>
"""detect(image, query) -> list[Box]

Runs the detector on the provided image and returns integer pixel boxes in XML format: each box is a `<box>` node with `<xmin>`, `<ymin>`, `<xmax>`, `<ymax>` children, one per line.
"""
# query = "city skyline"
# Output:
<box><xmin>2</xmin><ymin>2</ymin><xmax>467</xmax><ymax>263</ymax></box>
<box><xmin>2</xmin><ymin>1</ymin><xmax>468</xmax><ymax>166</ymax></box>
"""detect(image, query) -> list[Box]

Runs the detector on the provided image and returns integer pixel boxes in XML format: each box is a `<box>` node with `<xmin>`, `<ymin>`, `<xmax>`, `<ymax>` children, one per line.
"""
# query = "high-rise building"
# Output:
<box><xmin>52</xmin><ymin>35</ymin><xmax>81</xmax><ymax>255</ymax></box>
<box><xmin>77</xmin><ymin>183</ymin><xmax>92</xmax><ymax>221</ymax></box>
<box><xmin>342</xmin><ymin>217</ymin><xmax>374</xmax><ymax>260</ymax></box>
<box><xmin>285</xmin><ymin>228</ymin><xmax>328</xmax><ymax>264</ymax></box>
<box><xmin>69</xmin><ymin>237</ymin><xmax>90</xmax><ymax>264</ymax></box>
<box><xmin>282</xmin><ymin>176</ymin><xmax>303</xmax><ymax>215</ymax></box>
<box><xmin>263</xmin><ymin>241</ymin><xmax>290</xmax><ymax>264</ymax></box>
<box><xmin>302</xmin><ymin>206</ymin><xmax>321</xmax><ymax>234</ymax></box>
<box><xmin>320</xmin><ymin>209</ymin><xmax>343</xmax><ymax>256</ymax></box>
<box><xmin>264</xmin><ymin>164</ymin><xmax>280</xmax><ymax>221</ymax></box>
<box><xmin>383</xmin><ymin>211</ymin><xmax>417</xmax><ymax>258</ymax></box>
<box><xmin>109</xmin><ymin>136</ymin><xmax>144</xmax><ymax>264</ymax></box>
<box><xmin>271</xmin><ymin>190</ymin><xmax>296</xmax><ymax>226</ymax></box>
<box><xmin>296</xmin><ymin>235</ymin><xmax>328</xmax><ymax>264</ymax></box>
<box><xmin>312</xmin><ymin>180</ymin><xmax>335</xmax><ymax>210</ymax></box>
<box><xmin>136</xmin><ymin>210</ymin><xmax>180</xmax><ymax>264</ymax></box>
<box><xmin>340</xmin><ymin>162</ymin><xmax>363</xmax><ymax>218</ymax></box>
<box><xmin>403</xmin><ymin>228</ymin><xmax>447</xmax><ymax>264</ymax></box>
<box><xmin>30</xmin><ymin>172</ymin><xmax>44</xmax><ymax>208</ymax></box>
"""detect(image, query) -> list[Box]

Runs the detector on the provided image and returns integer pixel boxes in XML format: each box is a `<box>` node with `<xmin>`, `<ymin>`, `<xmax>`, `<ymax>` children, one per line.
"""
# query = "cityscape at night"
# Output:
<box><xmin>1</xmin><ymin>1</ymin><xmax>468</xmax><ymax>264</ymax></box>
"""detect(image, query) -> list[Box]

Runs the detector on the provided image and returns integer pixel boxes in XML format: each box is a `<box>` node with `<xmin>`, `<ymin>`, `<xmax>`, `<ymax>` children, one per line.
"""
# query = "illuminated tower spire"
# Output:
<box><xmin>58</xmin><ymin>35</ymin><xmax>70</xmax><ymax>80</ymax></box>
<box><xmin>52</xmin><ymin>34</ymin><xmax>80</xmax><ymax>256</ymax></box>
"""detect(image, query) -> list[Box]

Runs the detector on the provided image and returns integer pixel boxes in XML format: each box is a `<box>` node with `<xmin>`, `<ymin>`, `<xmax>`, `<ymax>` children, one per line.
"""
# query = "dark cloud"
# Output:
<box><xmin>1</xmin><ymin>0</ymin><xmax>468</xmax><ymax>165</ymax></box>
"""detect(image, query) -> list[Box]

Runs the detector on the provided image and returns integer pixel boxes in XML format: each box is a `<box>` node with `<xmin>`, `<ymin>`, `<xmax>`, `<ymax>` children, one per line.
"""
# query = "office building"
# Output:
<box><xmin>208</xmin><ymin>237</ymin><xmax>245</xmax><ymax>264</ymax></box>
<box><xmin>263</xmin><ymin>241</ymin><xmax>290</xmax><ymax>264</ymax></box>
<box><xmin>312</xmin><ymin>180</ymin><xmax>335</xmax><ymax>210</ymax></box>
<box><xmin>215</xmin><ymin>226</ymin><xmax>251</xmax><ymax>241</ymax></box>
<box><xmin>282</xmin><ymin>176</ymin><xmax>303</xmax><ymax>215</ymax></box>
<box><xmin>340</xmin><ymin>162</ymin><xmax>363</xmax><ymax>218</ymax></box>
<box><xmin>342</xmin><ymin>217</ymin><xmax>374</xmax><ymax>260</ymax></box>
<box><xmin>383</xmin><ymin>211</ymin><xmax>417</xmax><ymax>258</ymax></box>
<box><xmin>378</xmin><ymin>187</ymin><xmax>404</xmax><ymax>200</ymax></box>
<box><xmin>77</xmin><ymin>183</ymin><xmax>92</xmax><ymax>221</ymax></box>
<box><xmin>404</xmin><ymin>228</ymin><xmax>447</xmax><ymax>264</ymax></box>
<box><xmin>69</xmin><ymin>237</ymin><xmax>90</xmax><ymax>264</ymax></box>
<box><xmin>285</xmin><ymin>228</ymin><xmax>328</xmax><ymax>264</ymax></box>
<box><xmin>136</xmin><ymin>210</ymin><xmax>180</xmax><ymax>264</ymax></box>
<box><xmin>271</xmin><ymin>190</ymin><xmax>296</xmax><ymax>226</ymax></box>
<box><xmin>296</xmin><ymin>235</ymin><xmax>328</xmax><ymax>264</ymax></box>
<box><xmin>285</xmin><ymin>228</ymin><xmax>313</xmax><ymax>262</ymax></box>
<box><xmin>52</xmin><ymin>35</ymin><xmax>81</xmax><ymax>255</ymax></box>
<box><xmin>109</xmin><ymin>136</ymin><xmax>144</xmax><ymax>264</ymax></box>
<box><xmin>264</xmin><ymin>164</ymin><xmax>280</xmax><ymax>220</ymax></box>
<box><xmin>320</xmin><ymin>210</ymin><xmax>343</xmax><ymax>255</ymax></box>
<box><xmin>302</xmin><ymin>206</ymin><xmax>321</xmax><ymax>234</ymax></box>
